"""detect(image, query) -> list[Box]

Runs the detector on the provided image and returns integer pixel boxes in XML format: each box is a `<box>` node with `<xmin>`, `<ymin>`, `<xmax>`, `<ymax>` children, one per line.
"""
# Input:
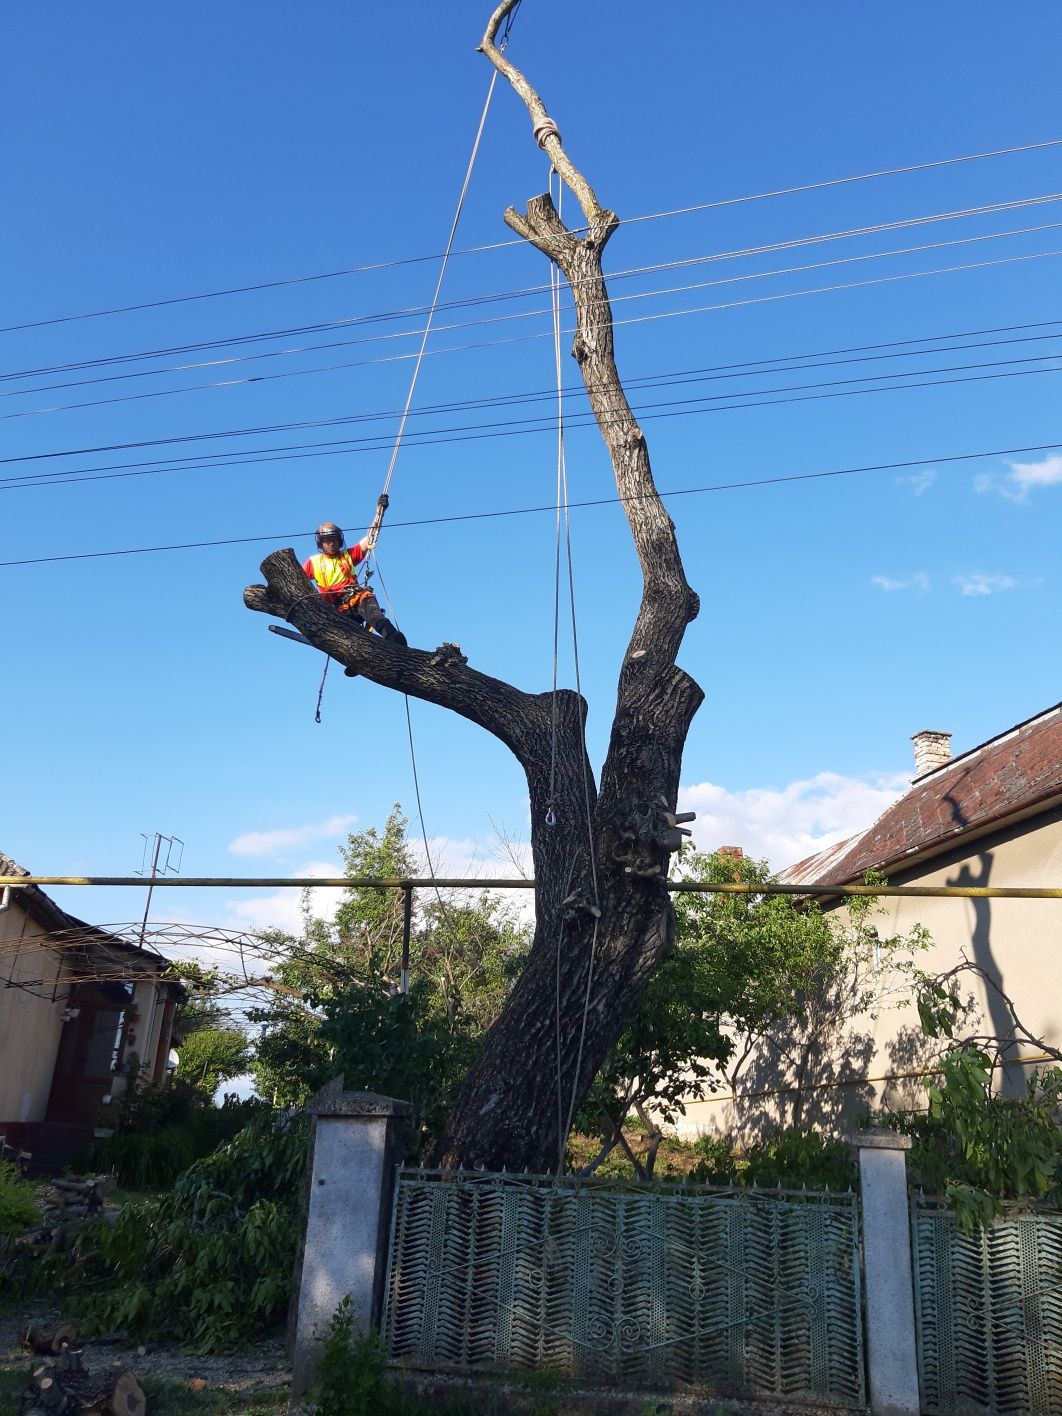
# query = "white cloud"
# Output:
<box><xmin>871</xmin><ymin>571</ymin><xmax>931</xmax><ymax>593</ymax></box>
<box><xmin>952</xmin><ymin>571</ymin><xmax>1017</xmax><ymax>597</ymax></box>
<box><xmin>979</xmin><ymin>454</ymin><xmax>1062</xmax><ymax>502</ymax></box>
<box><xmin>227</xmin><ymin>815</ymin><xmax>357</xmax><ymax>858</ymax></box>
<box><xmin>221</xmin><ymin>834</ymin><xmax>536</xmax><ymax>937</ymax></box>
<box><xmin>678</xmin><ymin>770</ymin><xmax>908</xmax><ymax>874</ymax></box>
<box><xmin>898</xmin><ymin>468</ymin><xmax>936</xmax><ymax>497</ymax></box>
<box><xmin>222</xmin><ymin>859</ymin><xmax>348</xmax><ymax>935</ymax></box>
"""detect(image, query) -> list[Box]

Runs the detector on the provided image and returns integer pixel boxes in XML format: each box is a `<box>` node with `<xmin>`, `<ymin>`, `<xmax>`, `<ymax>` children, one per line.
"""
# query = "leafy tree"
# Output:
<box><xmin>580</xmin><ymin>850</ymin><xmax>840</xmax><ymax>1175</ymax></box>
<box><xmin>175</xmin><ymin>1027</ymin><xmax>252</xmax><ymax>1096</ymax></box>
<box><xmin>250</xmin><ymin>807</ymin><xmax>531</xmax><ymax>1151</ymax></box>
<box><xmin>581</xmin><ymin>853</ymin><xmax>933</xmax><ymax>1173</ymax></box>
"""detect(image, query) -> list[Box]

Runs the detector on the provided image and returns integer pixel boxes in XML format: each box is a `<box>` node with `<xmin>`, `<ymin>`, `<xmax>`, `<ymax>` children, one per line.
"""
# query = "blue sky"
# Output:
<box><xmin>3</xmin><ymin>1</ymin><xmax>1061</xmax><ymax>937</ymax></box>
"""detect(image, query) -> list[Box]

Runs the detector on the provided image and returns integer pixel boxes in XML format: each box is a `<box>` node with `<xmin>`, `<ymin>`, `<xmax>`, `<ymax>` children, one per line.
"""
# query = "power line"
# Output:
<box><xmin>2</xmin><ymin>352</ymin><xmax>1061</xmax><ymax>497</ymax></box>
<box><xmin>1</xmin><ymin>438</ymin><xmax>1058</xmax><ymax>567</ymax></box>
<box><xmin>4</xmin><ymin>190</ymin><xmax>1060</xmax><ymax>387</ymax></box>
<box><xmin>3</xmin><ymin>136</ymin><xmax>1060</xmax><ymax>335</ymax></box>
<box><xmin>6</xmin><ymin>349</ymin><xmax>1062</xmax><ymax>498</ymax></box>
<box><xmin>6</xmin><ymin>240</ymin><xmax>1062</xmax><ymax>476</ymax></box>
<box><xmin>7</xmin><ymin>216</ymin><xmax>1062</xmax><ymax>422</ymax></box>
<box><xmin>7</xmin><ymin>316</ymin><xmax>1061</xmax><ymax>482</ymax></box>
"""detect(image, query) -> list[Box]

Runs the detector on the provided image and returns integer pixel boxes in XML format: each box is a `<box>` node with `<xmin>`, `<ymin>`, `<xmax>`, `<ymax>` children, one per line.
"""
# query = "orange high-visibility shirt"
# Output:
<box><xmin>302</xmin><ymin>545</ymin><xmax>366</xmax><ymax>604</ymax></box>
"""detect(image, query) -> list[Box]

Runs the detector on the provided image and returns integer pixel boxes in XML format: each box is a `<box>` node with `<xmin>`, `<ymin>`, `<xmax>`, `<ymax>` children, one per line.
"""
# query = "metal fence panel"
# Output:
<box><xmin>913</xmin><ymin>1200</ymin><xmax>1062</xmax><ymax>1416</ymax></box>
<box><xmin>383</xmin><ymin>1171</ymin><xmax>864</xmax><ymax>1404</ymax></box>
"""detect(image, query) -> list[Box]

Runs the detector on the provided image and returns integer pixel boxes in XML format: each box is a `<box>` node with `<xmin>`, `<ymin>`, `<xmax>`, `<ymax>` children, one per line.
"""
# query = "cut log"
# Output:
<box><xmin>35</xmin><ymin>1378</ymin><xmax>66</xmax><ymax>1411</ymax></box>
<box><xmin>107</xmin><ymin>1371</ymin><xmax>146</xmax><ymax>1416</ymax></box>
<box><xmin>21</xmin><ymin>1324</ymin><xmax>77</xmax><ymax>1356</ymax></box>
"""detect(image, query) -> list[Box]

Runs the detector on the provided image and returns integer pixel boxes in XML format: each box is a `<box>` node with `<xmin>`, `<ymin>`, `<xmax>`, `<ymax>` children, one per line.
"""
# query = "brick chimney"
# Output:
<box><xmin>911</xmin><ymin>729</ymin><xmax>952</xmax><ymax>779</ymax></box>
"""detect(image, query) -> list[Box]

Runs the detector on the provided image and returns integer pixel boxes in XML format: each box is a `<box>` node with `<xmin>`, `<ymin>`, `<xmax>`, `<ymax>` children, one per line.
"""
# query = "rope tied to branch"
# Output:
<box><xmin>533</xmin><ymin>117</ymin><xmax>562</xmax><ymax>150</ymax></box>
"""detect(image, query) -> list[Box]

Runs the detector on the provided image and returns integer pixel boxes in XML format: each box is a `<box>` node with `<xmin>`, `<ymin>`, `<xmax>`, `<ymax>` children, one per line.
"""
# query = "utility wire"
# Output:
<box><xmin>4</xmin><ymin>349</ymin><xmax>1062</xmax><ymax>493</ymax></box>
<box><xmin>4</xmin><ymin>190</ymin><xmax>1060</xmax><ymax>386</ymax></box>
<box><xmin>6</xmin><ymin>242</ymin><xmax>1062</xmax><ymax>475</ymax></box>
<box><xmin>7</xmin><ymin>216</ymin><xmax>1062</xmax><ymax>421</ymax></box>
<box><xmin>4</xmin><ymin>316</ymin><xmax>1061</xmax><ymax>484</ymax></box>
<box><xmin>3</xmin><ymin>136</ymin><xmax>1060</xmax><ymax>335</ymax></box>
<box><xmin>2</xmin><ymin>438</ymin><xmax>1059</xmax><ymax>567</ymax></box>
<box><xmin>2</xmin><ymin>245</ymin><xmax>1058</xmax><ymax>445</ymax></box>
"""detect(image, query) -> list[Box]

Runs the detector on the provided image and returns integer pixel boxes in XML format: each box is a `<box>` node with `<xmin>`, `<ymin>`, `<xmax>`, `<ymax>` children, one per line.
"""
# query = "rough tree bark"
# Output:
<box><xmin>244</xmin><ymin>0</ymin><xmax>702</xmax><ymax>1172</ymax></box>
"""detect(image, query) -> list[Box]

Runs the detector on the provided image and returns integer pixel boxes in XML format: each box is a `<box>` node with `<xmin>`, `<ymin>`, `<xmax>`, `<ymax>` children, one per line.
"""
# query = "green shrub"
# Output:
<box><xmin>312</xmin><ymin>1297</ymin><xmax>415</xmax><ymax>1416</ymax></box>
<box><xmin>688</xmin><ymin>1128</ymin><xmax>857</xmax><ymax>1190</ymax></box>
<box><xmin>885</xmin><ymin>1047</ymin><xmax>1062</xmax><ymax>1228</ymax></box>
<box><xmin>0</xmin><ymin>1160</ymin><xmax>40</xmax><ymax>1235</ymax></box>
<box><xmin>67</xmin><ymin>1115</ymin><xmax>309</xmax><ymax>1351</ymax></box>
<box><xmin>89</xmin><ymin>1081</ymin><xmax>266</xmax><ymax>1188</ymax></box>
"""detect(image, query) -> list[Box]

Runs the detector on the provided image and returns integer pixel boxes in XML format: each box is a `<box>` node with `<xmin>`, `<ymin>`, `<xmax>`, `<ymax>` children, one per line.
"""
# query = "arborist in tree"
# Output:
<box><xmin>302</xmin><ymin>495</ymin><xmax>408</xmax><ymax>648</ymax></box>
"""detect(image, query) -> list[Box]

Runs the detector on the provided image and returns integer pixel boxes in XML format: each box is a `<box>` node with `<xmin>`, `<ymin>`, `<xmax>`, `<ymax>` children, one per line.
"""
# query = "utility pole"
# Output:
<box><xmin>136</xmin><ymin>833</ymin><xmax>184</xmax><ymax>949</ymax></box>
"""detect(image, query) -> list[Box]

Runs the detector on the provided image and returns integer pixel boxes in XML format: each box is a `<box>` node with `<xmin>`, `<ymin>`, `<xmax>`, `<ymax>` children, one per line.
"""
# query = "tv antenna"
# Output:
<box><xmin>136</xmin><ymin>832</ymin><xmax>184</xmax><ymax>949</ymax></box>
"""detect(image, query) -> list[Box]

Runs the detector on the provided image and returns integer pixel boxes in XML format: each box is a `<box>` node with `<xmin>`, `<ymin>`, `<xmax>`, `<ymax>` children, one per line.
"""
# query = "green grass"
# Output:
<box><xmin>0</xmin><ymin>1366</ymin><xmax>34</xmax><ymax>1406</ymax></box>
<box><xmin>140</xmin><ymin>1376</ymin><xmax>289</xmax><ymax>1415</ymax></box>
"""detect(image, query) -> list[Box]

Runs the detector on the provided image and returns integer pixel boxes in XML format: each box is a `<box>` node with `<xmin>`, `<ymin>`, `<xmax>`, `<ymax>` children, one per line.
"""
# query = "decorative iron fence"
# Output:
<box><xmin>382</xmin><ymin>1169</ymin><xmax>865</xmax><ymax>1404</ymax></box>
<box><xmin>912</xmin><ymin>1199</ymin><xmax>1062</xmax><ymax>1416</ymax></box>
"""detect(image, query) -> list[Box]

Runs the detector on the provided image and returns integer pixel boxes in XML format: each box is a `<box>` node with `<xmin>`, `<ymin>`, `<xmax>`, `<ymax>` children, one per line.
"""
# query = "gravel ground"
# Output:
<box><xmin>0</xmin><ymin>1302</ymin><xmax>291</xmax><ymax>1400</ymax></box>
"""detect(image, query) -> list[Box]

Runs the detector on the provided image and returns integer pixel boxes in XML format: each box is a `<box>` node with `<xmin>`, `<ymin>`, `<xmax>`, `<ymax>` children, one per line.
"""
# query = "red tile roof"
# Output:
<box><xmin>782</xmin><ymin>703</ymin><xmax>1062</xmax><ymax>886</ymax></box>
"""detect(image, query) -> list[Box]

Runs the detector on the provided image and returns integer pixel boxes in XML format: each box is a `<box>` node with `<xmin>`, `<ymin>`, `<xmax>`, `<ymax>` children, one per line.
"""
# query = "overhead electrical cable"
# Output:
<box><xmin>5</xmin><ymin>321</ymin><xmax>1062</xmax><ymax>490</ymax></box>
<box><xmin>7</xmin><ymin>217</ymin><xmax>1062</xmax><ymax>421</ymax></box>
<box><xmin>7</xmin><ymin>315</ymin><xmax>1062</xmax><ymax>456</ymax></box>
<box><xmin>6</xmin><ymin>244</ymin><xmax>1062</xmax><ymax>475</ymax></box>
<box><xmin>2</xmin><ymin>438</ymin><xmax>1059</xmax><ymax>567</ymax></box>
<box><xmin>4</xmin><ymin>190</ymin><xmax>1060</xmax><ymax>387</ymax></box>
<box><xmin>4</xmin><ymin>343</ymin><xmax>1062</xmax><ymax>489</ymax></box>
<box><xmin>3</xmin><ymin>136</ymin><xmax>1061</xmax><ymax>335</ymax></box>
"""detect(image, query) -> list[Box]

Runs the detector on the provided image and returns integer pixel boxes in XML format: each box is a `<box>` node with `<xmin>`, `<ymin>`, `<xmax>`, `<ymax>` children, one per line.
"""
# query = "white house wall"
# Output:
<box><xmin>678</xmin><ymin>806</ymin><xmax>1062</xmax><ymax>1141</ymax></box>
<box><xmin>0</xmin><ymin>905</ymin><xmax>67</xmax><ymax>1125</ymax></box>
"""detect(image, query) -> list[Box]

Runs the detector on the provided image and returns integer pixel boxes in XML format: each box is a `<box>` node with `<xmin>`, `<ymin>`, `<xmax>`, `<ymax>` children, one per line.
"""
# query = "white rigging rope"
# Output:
<box><xmin>379</xmin><ymin>71</ymin><xmax>501</xmax><ymax>498</ymax></box>
<box><xmin>543</xmin><ymin>168</ymin><xmax>603</xmax><ymax>1172</ymax></box>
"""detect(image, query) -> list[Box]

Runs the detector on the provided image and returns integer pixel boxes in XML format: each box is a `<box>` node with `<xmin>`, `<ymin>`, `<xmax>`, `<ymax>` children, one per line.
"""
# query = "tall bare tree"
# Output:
<box><xmin>245</xmin><ymin>0</ymin><xmax>702</xmax><ymax>1172</ymax></box>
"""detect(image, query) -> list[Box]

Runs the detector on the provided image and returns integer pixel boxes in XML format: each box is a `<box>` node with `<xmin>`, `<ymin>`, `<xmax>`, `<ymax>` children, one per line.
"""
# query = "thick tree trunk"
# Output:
<box><xmin>244</xmin><ymin>0</ymin><xmax>702</xmax><ymax>1173</ymax></box>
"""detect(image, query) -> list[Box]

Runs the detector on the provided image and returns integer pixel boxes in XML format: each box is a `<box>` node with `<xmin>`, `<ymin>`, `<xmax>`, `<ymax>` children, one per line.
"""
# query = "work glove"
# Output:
<box><xmin>377</xmin><ymin>493</ymin><xmax>389</xmax><ymax>511</ymax></box>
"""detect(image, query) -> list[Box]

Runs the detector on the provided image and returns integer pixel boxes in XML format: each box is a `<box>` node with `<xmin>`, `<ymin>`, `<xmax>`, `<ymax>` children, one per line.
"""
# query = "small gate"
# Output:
<box><xmin>912</xmin><ymin>1199</ymin><xmax>1062</xmax><ymax>1416</ymax></box>
<box><xmin>383</xmin><ymin>1169</ymin><xmax>865</xmax><ymax>1404</ymax></box>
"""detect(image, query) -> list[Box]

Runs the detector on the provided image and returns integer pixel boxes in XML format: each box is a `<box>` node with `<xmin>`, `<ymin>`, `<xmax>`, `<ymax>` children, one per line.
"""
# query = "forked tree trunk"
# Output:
<box><xmin>245</xmin><ymin>0</ymin><xmax>702</xmax><ymax>1172</ymax></box>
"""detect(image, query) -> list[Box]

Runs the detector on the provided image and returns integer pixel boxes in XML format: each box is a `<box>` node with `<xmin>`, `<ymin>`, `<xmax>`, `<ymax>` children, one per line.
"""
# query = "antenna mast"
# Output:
<box><xmin>135</xmin><ymin>832</ymin><xmax>184</xmax><ymax>949</ymax></box>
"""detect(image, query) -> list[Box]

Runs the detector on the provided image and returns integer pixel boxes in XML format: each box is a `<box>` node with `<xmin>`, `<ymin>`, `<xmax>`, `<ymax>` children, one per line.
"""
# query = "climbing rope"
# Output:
<box><xmin>378</xmin><ymin>67</ymin><xmax>504</xmax><ymax>499</ymax></box>
<box><xmin>363</xmin><ymin>26</ymin><xmax>522</xmax><ymax>965</ymax></box>
<box><xmin>314</xmin><ymin>657</ymin><xmax>330</xmax><ymax>724</ymax></box>
<box><xmin>543</xmin><ymin>166</ymin><xmax>603</xmax><ymax>1172</ymax></box>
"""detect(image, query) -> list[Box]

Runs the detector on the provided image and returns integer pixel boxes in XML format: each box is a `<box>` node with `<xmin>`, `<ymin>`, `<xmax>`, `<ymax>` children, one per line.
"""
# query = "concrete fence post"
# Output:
<box><xmin>290</xmin><ymin>1080</ymin><xmax>412</xmax><ymax>1397</ymax></box>
<box><xmin>851</xmin><ymin>1129</ymin><xmax>920</xmax><ymax>1416</ymax></box>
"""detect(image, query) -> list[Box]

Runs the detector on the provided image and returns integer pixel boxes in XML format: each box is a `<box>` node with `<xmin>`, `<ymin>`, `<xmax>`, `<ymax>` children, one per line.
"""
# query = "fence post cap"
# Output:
<box><xmin>303</xmin><ymin>1075</ymin><xmax>413</xmax><ymax>1118</ymax></box>
<box><xmin>848</xmin><ymin>1128</ymin><xmax>913</xmax><ymax>1151</ymax></box>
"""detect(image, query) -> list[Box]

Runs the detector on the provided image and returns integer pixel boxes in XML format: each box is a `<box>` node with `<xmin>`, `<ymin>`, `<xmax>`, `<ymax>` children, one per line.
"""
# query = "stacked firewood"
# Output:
<box><xmin>19</xmin><ymin>1333</ymin><xmax>145</xmax><ymax>1416</ymax></box>
<box><xmin>16</xmin><ymin>1176</ymin><xmax>120</xmax><ymax>1257</ymax></box>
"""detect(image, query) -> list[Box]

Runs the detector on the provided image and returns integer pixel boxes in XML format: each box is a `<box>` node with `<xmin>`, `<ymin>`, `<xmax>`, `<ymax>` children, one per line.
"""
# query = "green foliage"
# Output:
<box><xmin>89</xmin><ymin>1079</ymin><xmax>265</xmax><ymax>1188</ymax></box>
<box><xmin>250</xmin><ymin>806</ymin><xmax>530</xmax><ymax>1153</ymax></box>
<box><xmin>175</xmin><ymin>1027</ymin><xmax>253</xmax><ymax>1095</ymax></box>
<box><xmin>312</xmin><ymin>1296</ymin><xmax>416</xmax><ymax>1416</ymax></box>
<box><xmin>687</xmin><ymin>1128</ymin><xmax>857</xmax><ymax>1190</ymax></box>
<box><xmin>69</xmin><ymin>1115</ymin><xmax>309</xmax><ymax>1350</ymax></box>
<box><xmin>887</xmin><ymin>1046</ymin><xmax>1062</xmax><ymax>1229</ymax></box>
<box><xmin>0</xmin><ymin>1160</ymin><xmax>40</xmax><ymax>1234</ymax></box>
<box><xmin>581</xmin><ymin>850</ymin><xmax>849</xmax><ymax>1175</ymax></box>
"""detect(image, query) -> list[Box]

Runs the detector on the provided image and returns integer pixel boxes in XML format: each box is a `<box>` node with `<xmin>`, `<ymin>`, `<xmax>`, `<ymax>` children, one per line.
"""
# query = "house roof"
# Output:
<box><xmin>781</xmin><ymin>702</ymin><xmax>1062</xmax><ymax>887</ymax></box>
<box><xmin>0</xmin><ymin>850</ymin><xmax>173</xmax><ymax>979</ymax></box>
